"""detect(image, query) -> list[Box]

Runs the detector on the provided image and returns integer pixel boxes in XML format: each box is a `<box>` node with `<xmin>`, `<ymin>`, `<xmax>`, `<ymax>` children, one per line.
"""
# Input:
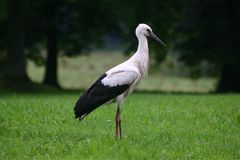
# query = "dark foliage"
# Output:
<box><xmin>0</xmin><ymin>0</ymin><xmax>240</xmax><ymax>91</ymax></box>
<box><xmin>177</xmin><ymin>0</ymin><xmax>240</xmax><ymax>91</ymax></box>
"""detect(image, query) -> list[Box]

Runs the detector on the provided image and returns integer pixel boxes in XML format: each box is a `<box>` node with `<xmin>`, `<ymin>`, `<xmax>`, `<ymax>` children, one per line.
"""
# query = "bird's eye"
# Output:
<box><xmin>146</xmin><ymin>29</ymin><xmax>150</xmax><ymax>32</ymax></box>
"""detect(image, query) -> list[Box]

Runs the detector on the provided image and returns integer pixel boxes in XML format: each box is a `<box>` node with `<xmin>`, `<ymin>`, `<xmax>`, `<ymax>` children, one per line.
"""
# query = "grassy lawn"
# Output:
<box><xmin>1</xmin><ymin>51</ymin><xmax>238</xmax><ymax>159</ymax></box>
<box><xmin>1</xmin><ymin>91</ymin><xmax>240</xmax><ymax>159</ymax></box>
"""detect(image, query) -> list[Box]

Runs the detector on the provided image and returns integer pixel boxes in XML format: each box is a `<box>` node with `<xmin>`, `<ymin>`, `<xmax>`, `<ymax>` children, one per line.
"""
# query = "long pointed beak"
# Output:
<box><xmin>149</xmin><ymin>31</ymin><xmax>166</xmax><ymax>47</ymax></box>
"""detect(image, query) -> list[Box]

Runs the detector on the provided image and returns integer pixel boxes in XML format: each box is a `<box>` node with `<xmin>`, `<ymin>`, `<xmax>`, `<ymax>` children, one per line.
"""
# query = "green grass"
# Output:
<box><xmin>1</xmin><ymin>91</ymin><xmax>240</xmax><ymax>159</ymax></box>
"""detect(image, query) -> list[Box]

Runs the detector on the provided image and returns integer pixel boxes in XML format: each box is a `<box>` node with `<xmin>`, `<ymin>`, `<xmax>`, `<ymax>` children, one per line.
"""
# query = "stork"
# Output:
<box><xmin>74</xmin><ymin>23</ymin><xmax>165</xmax><ymax>140</ymax></box>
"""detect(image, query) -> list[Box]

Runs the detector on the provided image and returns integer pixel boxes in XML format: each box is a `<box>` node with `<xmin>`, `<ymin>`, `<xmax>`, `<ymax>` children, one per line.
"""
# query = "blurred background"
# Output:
<box><xmin>0</xmin><ymin>0</ymin><xmax>239</xmax><ymax>93</ymax></box>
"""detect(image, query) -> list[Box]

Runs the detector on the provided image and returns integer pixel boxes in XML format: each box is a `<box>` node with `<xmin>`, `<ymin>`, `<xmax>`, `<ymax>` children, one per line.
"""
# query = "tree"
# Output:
<box><xmin>177</xmin><ymin>0</ymin><xmax>240</xmax><ymax>92</ymax></box>
<box><xmin>0</xmin><ymin>0</ymin><xmax>7</xmax><ymax>76</ymax></box>
<box><xmin>23</xmin><ymin>0</ymin><xmax>121</xmax><ymax>87</ymax></box>
<box><xmin>5</xmin><ymin>0</ymin><xmax>29</xmax><ymax>82</ymax></box>
<box><xmin>42</xmin><ymin>0</ymin><xmax>59</xmax><ymax>87</ymax></box>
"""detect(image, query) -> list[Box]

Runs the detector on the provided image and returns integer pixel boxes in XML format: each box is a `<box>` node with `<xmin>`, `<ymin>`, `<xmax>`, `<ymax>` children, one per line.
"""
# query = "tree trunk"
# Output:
<box><xmin>216</xmin><ymin>64</ymin><xmax>240</xmax><ymax>92</ymax></box>
<box><xmin>5</xmin><ymin>0</ymin><xmax>29</xmax><ymax>81</ymax></box>
<box><xmin>43</xmin><ymin>0</ymin><xmax>59</xmax><ymax>87</ymax></box>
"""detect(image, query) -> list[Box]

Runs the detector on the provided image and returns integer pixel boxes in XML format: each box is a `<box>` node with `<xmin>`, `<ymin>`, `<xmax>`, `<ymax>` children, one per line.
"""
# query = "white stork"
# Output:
<box><xmin>74</xmin><ymin>23</ymin><xmax>165</xmax><ymax>140</ymax></box>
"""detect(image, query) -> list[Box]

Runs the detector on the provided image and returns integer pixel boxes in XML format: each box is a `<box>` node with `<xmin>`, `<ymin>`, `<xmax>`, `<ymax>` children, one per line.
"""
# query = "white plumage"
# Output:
<box><xmin>74</xmin><ymin>23</ymin><xmax>165</xmax><ymax>140</ymax></box>
<box><xmin>102</xmin><ymin>70</ymin><xmax>139</xmax><ymax>87</ymax></box>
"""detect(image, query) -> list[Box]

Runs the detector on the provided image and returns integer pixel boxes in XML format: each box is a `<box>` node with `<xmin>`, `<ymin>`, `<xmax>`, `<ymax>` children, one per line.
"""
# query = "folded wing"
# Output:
<box><xmin>74</xmin><ymin>70</ymin><xmax>138</xmax><ymax>120</ymax></box>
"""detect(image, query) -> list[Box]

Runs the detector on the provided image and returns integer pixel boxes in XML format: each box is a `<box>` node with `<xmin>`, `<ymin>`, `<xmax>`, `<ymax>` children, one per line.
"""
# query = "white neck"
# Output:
<box><xmin>136</xmin><ymin>34</ymin><xmax>148</xmax><ymax>53</ymax></box>
<box><xmin>130</xmin><ymin>34</ymin><xmax>149</xmax><ymax>77</ymax></box>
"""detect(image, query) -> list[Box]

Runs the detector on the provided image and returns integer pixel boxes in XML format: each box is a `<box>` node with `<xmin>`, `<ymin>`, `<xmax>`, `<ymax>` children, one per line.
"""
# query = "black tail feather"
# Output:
<box><xmin>74</xmin><ymin>91</ymin><xmax>112</xmax><ymax>120</ymax></box>
<box><xmin>74</xmin><ymin>92</ymin><xmax>93</xmax><ymax>120</ymax></box>
<box><xmin>74</xmin><ymin>73</ymin><xmax>130</xmax><ymax>120</ymax></box>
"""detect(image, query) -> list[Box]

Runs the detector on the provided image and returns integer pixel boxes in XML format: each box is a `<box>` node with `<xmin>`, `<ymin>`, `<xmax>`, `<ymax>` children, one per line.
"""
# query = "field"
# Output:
<box><xmin>1</xmin><ymin>52</ymin><xmax>239</xmax><ymax>159</ymax></box>
<box><xmin>0</xmin><ymin>91</ymin><xmax>240</xmax><ymax>159</ymax></box>
<box><xmin>27</xmin><ymin>51</ymin><xmax>216</xmax><ymax>93</ymax></box>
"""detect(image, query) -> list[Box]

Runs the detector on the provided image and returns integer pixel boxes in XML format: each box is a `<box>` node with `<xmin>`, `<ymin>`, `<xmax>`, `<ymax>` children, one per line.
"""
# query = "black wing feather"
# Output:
<box><xmin>74</xmin><ymin>73</ymin><xmax>130</xmax><ymax>120</ymax></box>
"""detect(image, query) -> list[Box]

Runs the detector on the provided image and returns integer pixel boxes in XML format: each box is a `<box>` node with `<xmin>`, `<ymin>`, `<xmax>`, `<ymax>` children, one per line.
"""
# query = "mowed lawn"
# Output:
<box><xmin>0</xmin><ymin>91</ymin><xmax>240</xmax><ymax>159</ymax></box>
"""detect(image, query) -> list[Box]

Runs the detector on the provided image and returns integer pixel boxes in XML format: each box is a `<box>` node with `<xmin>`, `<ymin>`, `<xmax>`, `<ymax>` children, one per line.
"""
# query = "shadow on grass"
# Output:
<box><xmin>0</xmin><ymin>80</ymin><xmax>217</xmax><ymax>96</ymax></box>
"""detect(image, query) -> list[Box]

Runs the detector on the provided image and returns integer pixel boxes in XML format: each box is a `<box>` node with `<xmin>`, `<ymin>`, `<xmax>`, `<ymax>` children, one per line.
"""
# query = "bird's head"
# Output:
<box><xmin>136</xmin><ymin>23</ymin><xmax>166</xmax><ymax>46</ymax></box>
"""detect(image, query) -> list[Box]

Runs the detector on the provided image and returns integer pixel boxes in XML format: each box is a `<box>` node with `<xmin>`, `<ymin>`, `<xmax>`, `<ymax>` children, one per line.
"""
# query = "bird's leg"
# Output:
<box><xmin>115</xmin><ymin>106</ymin><xmax>122</xmax><ymax>140</ymax></box>
<box><xmin>118</xmin><ymin>107</ymin><xmax>122</xmax><ymax>140</ymax></box>
<box><xmin>115</xmin><ymin>107</ymin><xmax>119</xmax><ymax>140</ymax></box>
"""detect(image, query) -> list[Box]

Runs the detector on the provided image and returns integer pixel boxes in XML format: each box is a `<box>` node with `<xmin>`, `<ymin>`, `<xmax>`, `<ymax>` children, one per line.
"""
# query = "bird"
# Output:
<box><xmin>74</xmin><ymin>23</ymin><xmax>165</xmax><ymax>140</ymax></box>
